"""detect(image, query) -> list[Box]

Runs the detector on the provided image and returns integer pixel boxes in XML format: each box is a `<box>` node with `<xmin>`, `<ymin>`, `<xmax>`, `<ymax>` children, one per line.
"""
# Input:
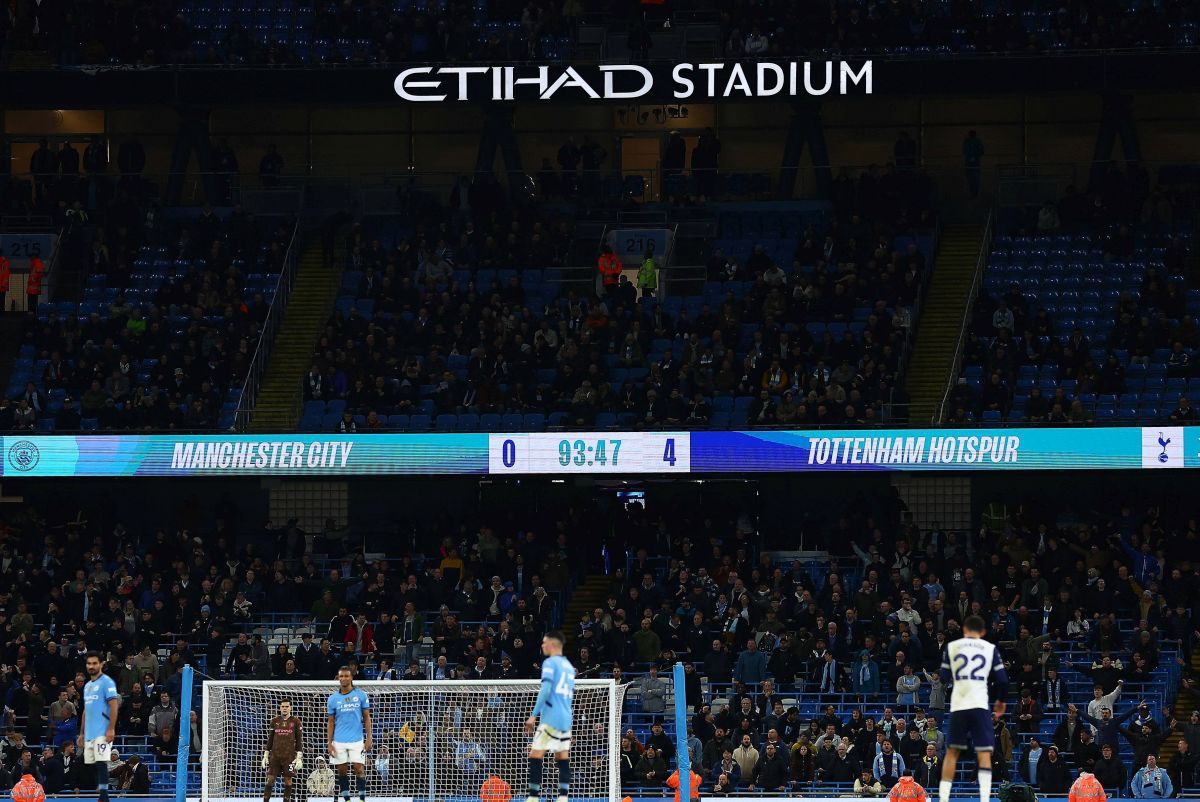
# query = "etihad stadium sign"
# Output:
<box><xmin>393</xmin><ymin>61</ymin><xmax>873</xmax><ymax>102</ymax></box>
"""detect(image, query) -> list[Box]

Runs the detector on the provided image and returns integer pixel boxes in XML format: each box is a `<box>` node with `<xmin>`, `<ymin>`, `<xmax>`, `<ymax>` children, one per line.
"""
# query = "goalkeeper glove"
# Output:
<box><xmin>291</xmin><ymin>753</ymin><xmax>303</xmax><ymax>772</ymax></box>
<box><xmin>262</xmin><ymin>752</ymin><xmax>270</xmax><ymax>770</ymax></box>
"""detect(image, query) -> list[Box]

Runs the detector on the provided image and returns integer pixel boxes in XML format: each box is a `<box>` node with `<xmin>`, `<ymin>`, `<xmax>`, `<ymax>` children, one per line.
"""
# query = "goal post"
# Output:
<box><xmin>201</xmin><ymin>679</ymin><xmax>627</xmax><ymax>802</ymax></box>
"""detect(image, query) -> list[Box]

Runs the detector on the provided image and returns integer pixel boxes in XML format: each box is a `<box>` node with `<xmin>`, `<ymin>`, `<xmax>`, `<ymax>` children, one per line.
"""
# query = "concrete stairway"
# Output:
<box><xmin>1159</xmin><ymin>649</ymin><xmax>1198</xmax><ymax>766</ymax></box>
<box><xmin>563</xmin><ymin>575</ymin><xmax>614</xmax><ymax>652</ymax></box>
<box><xmin>248</xmin><ymin>243</ymin><xmax>341</xmax><ymax>431</ymax></box>
<box><xmin>905</xmin><ymin>223</ymin><xmax>987</xmax><ymax>424</ymax></box>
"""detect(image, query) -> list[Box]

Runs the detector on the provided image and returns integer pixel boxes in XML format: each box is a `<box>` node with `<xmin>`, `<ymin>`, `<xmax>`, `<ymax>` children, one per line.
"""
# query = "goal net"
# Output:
<box><xmin>202</xmin><ymin>680</ymin><xmax>627</xmax><ymax>802</ymax></box>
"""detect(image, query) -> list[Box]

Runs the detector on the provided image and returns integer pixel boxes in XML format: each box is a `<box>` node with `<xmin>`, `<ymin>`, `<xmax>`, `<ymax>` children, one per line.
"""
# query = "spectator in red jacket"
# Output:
<box><xmin>597</xmin><ymin>245</ymin><xmax>622</xmax><ymax>297</ymax></box>
<box><xmin>344</xmin><ymin>613</ymin><xmax>376</xmax><ymax>660</ymax></box>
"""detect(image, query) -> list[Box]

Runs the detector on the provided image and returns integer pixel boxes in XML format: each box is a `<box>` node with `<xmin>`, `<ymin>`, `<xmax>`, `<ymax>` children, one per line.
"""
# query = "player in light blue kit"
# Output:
<box><xmin>78</xmin><ymin>652</ymin><xmax>121</xmax><ymax>802</ymax></box>
<box><xmin>525</xmin><ymin>631</ymin><xmax>576</xmax><ymax>802</ymax></box>
<box><xmin>327</xmin><ymin>667</ymin><xmax>373</xmax><ymax>802</ymax></box>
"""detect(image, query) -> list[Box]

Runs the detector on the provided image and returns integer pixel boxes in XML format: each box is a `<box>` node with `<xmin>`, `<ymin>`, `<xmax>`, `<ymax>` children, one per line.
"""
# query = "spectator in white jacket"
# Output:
<box><xmin>732</xmin><ymin>735</ymin><xmax>760</xmax><ymax>779</ymax></box>
<box><xmin>1088</xmin><ymin>679</ymin><xmax>1124</xmax><ymax>720</ymax></box>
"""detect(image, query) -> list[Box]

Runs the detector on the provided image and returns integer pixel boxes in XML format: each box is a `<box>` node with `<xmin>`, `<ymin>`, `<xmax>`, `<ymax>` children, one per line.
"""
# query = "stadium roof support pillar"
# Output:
<box><xmin>476</xmin><ymin>106</ymin><xmax>526</xmax><ymax>199</ymax></box>
<box><xmin>165</xmin><ymin>107</ymin><xmax>219</xmax><ymax>206</ymax></box>
<box><xmin>778</xmin><ymin>100</ymin><xmax>831</xmax><ymax>201</ymax></box>
<box><xmin>1088</xmin><ymin>93</ymin><xmax>1141</xmax><ymax>194</ymax></box>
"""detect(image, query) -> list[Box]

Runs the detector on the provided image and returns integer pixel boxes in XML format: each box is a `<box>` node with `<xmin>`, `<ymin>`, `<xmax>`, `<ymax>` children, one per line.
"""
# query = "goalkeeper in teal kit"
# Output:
<box><xmin>524</xmin><ymin>631</ymin><xmax>576</xmax><ymax>802</ymax></box>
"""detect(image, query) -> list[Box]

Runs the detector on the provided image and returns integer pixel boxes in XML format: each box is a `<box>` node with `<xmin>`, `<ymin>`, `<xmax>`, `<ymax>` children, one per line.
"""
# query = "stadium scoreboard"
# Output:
<box><xmin>488</xmin><ymin>433</ymin><xmax>691</xmax><ymax>474</ymax></box>
<box><xmin>0</xmin><ymin>427</ymin><xmax>1192</xmax><ymax>476</ymax></box>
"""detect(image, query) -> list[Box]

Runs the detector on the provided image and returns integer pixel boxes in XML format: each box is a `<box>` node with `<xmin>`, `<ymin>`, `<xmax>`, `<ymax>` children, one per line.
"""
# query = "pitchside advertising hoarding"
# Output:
<box><xmin>0</xmin><ymin>427</ymin><xmax>1193</xmax><ymax>477</ymax></box>
<box><xmin>169</xmin><ymin>798</ymin><xmax>1075</xmax><ymax>802</ymax></box>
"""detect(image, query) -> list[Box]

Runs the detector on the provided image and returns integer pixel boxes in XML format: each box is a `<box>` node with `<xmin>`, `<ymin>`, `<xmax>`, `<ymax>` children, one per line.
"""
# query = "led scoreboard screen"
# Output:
<box><xmin>0</xmin><ymin>427</ymin><xmax>1189</xmax><ymax>476</ymax></box>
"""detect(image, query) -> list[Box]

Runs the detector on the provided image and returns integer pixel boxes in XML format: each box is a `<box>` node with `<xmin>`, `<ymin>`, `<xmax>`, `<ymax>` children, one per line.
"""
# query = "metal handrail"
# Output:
<box><xmin>935</xmin><ymin>210</ymin><xmax>994</xmax><ymax>424</ymax></box>
<box><xmin>233</xmin><ymin>217</ymin><xmax>302</xmax><ymax>432</ymax></box>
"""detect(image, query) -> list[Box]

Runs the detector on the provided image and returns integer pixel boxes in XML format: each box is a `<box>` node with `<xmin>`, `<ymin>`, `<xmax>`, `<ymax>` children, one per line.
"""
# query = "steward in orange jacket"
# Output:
<box><xmin>12</xmin><ymin>772</ymin><xmax>46</xmax><ymax>802</ymax></box>
<box><xmin>888</xmin><ymin>775</ymin><xmax>927</xmax><ymax>802</ymax></box>
<box><xmin>1069</xmin><ymin>772</ymin><xmax>1107</xmax><ymax>802</ymax></box>
<box><xmin>0</xmin><ymin>255</ymin><xmax>9</xmax><ymax>310</ymax></box>
<box><xmin>479</xmin><ymin>775</ymin><xmax>511</xmax><ymax>802</ymax></box>
<box><xmin>597</xmin><ymin>246</ymin><xmax>622</xmax><ymax>291</ymax></box>
<box><xmin>666</xmin><ymin>769</ymin><xmax>702</xmax><ymax>802</ymax></box>
<box><xmin>26</xmin><ymin>256</ymin><xmax>45</xmax><ymax>313</ymax></box>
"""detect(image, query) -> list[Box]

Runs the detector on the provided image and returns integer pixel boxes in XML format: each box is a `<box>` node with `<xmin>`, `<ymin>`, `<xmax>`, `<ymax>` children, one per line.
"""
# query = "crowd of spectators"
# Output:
<box><xmin>305</xmin><ymin>162</ymin><xmax>930</xmax><ymax>431</ymax></box>
<box><xmin>1</xmin><ymin>206</ymin><xmax>289</xmax><ymax>432</ymax></box>
<box><xmin>0</xmin><ymin>480</ymin><xmax>623</xmax><ymax>790</ymax></box>
<box><xmin>15</xmin><ymin>0</ymin><xmax>592</xmax><ymax>67</ymax></box>
<box><xmin>0</xmin><ymin>133</ymin><xmax>295</xmax><ymax>433</ymax></box>
<box><xmin>121</xmin><ymin>483</ymin><xmax>1194</xmax><ymax>796</ymax></box>
<box><xmin>0</xmin><ymin>468</ymin><xmax>1197</xmax><ymax>796</ymax></box>
<box><xmin>18</xmin><ymin>0</ymin><xmax>1200</xmax><ymax>68</ymax></box>
<box><xmin>598</xmin><ymin>489</ymin><xmax>1200</xmax><ymax>794</ymax></box>
<box><xmin>715</xmin><ymin>0</ymin><xmax>1200</xmax><ymax>60</ymax></box>
<box><xmin>11</xmin><ymin>0</ymin><xmax>1200</xmax><ymax>67</ymax></box>
<box><xmin>949</xmin><ymin>164</ymin><xmax>1197</xmax><ymax>425</ymax></box>
<box><xmin>697</xmin><ymin>163</ymin><xmax>933</xmax><ymax>427</ymax></box>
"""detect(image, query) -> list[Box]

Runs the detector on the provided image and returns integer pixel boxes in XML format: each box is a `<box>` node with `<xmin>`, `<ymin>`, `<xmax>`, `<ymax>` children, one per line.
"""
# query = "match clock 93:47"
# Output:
<box><xmin>487</xmin><ymin>433</ymin><xmax>691</xmax><ymax>474</ymax></box>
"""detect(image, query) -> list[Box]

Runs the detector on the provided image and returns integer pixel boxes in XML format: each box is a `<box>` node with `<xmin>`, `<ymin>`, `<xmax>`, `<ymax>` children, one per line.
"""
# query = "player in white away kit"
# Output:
<box><xmin>939</xmin><ymin>616</ymin><xmax>1009</xmax><ymax>802</ymax></box>
<box><xmin>525</xmin><ymin>631</ymin><xmax>575</xmax><ymax>802</ymax></box>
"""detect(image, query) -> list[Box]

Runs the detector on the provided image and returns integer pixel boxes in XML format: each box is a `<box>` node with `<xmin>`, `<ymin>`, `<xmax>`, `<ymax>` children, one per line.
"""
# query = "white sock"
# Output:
<box><xmin>939</xmin><ymin>779</ymin><xmax>953</xmax><ymax>802</ymax></box>
<box><xmin>979</xmin><ymin>768</ymin><xmax>993</xmax><ymax>802</ymax></box>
